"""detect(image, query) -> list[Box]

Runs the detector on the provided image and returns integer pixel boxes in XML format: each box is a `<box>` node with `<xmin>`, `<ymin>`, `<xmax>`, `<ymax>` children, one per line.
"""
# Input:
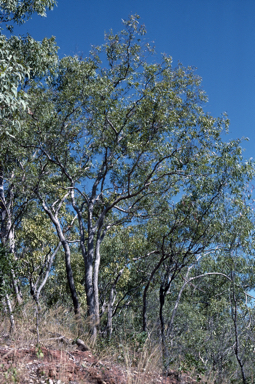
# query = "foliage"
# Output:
<box><xmin>0</xmin><ymin>13</ymin><xmax>255</xmax><ymax>383</ymax></box>
<box><xmin>0</xmin><ymin>244</ymin><xmax>20</xmax><ymax>298</ymax></box>
<box><xmin>0</xmin><ymin>0</ymin><xmax>58</xmax><ymax>135</ymax></box>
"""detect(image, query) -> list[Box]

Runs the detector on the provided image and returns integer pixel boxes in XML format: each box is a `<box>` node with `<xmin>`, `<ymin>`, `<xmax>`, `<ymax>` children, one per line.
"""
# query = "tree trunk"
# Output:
<box><xmin>86</xmin><ymin>225</ymin><xmax>96</xmax><ymax>338</ymax></box>
<box><xmin>71</xmin><ymin>191</ymin><xmax>96</xmax><ymax>337</ymax></box>
<box><xmin>94</xmin><ymin>227</ymin><xmax>106</xmax><ymax>329</ymax></box>
<box><xmin>9</xmin><ymin>225</ymin><xmax>23</xmax><ymax>305</ymax></box>
<box><xmin>42</xmin><ymin>201</ymin><xmax>80</xmax><ymax>316</ymax></box>
<box><xmin>107</xmin><ymin>286</ymin><xmax>115</xmax><ymax>338</ymax></box>
<box><xmin>94</xmin><ymin>235</ymin><xmax>101</xmax><ymax>327</ymax></box>
<box><xmin>5</xmin><ymin>293</ymin><xmax>15</xmax><ymax>333</ymax></box>
<box><xmin>62</xmin><ymin>238</ymin><xmax>80</xmax><ymax>315</ymax></box>
<box><xmin>159</xmin><ymin>284</ymin><xmax>169</xmax><ymax>371</ymax></box>
<box><xmin>11</xmin><ymin>269</ymin><xmax>23</xmax><ymax>305</ymax></box>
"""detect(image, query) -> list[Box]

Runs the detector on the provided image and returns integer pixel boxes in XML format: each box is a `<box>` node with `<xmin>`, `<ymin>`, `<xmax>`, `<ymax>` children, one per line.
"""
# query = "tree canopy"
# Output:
<box><xmin>1</xmin><ymin>12</ymin><xmax>255</xmax><ymax>383</ymax></box>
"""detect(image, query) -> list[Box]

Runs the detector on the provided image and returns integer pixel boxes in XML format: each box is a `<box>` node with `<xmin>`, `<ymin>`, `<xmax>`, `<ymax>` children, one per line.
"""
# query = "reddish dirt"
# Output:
<box><xmin>0</xmin><ymin>346</ymin><xmax>198</xmax><ymax>384</ymax></box>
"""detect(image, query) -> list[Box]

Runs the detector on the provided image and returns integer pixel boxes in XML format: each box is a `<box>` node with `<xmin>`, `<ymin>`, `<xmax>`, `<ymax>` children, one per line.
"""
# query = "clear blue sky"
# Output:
<box><xmin>15</xmin><ymin>0</ymin><xmax>255</xmax><ymax>160</ymax></box>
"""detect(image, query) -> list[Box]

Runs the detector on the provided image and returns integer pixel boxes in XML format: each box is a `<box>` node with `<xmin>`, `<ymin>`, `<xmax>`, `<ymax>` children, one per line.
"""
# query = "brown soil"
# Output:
<box><xmin>0</xmin><ymin>344</ymin><xmax>198</xmax><ymax>384</ymax></box>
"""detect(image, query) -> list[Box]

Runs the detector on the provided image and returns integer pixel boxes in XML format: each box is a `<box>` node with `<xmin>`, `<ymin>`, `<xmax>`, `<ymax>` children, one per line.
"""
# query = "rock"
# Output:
<box><xmin>74</xmin><ymin>338</ymin><xmax>90</xmax><ymax>351</ymax></box>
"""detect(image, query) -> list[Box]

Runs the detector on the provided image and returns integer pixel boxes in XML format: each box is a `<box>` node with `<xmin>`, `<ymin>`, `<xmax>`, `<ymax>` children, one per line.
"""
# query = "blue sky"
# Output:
<box><xmin>15</xmin><ymin>0</ymin><xmax>255</xmax><ymax>160</ymax></box>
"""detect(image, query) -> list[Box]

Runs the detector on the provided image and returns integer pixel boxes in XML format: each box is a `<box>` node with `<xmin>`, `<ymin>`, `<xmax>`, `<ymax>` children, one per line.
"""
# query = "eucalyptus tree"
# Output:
<box><xmin>0</xmin><ymin>127</ymin><xmax>37</xmax><ymax>332</ymax></box>
<box><xmin>0</xmin><ymin>0</ymin><xmax>58</xmax><ymax>136</ymax></box>
<box><xmin>166</xmin><ymin>246</ymin><xmax>255</xmax><ymax>383</ymax></box>
<box><xmin>151</xmin><ymin>197</ymin><xmax>255</xmax><ymax>379</ymax></box>
<box><xmin>0</xmin><ymin>0</ymin><xmax>56</xmax><ymax>25</ymax></box>
<box><xmin>0</xmin><ymin>121</ymin><xmax>53</xmax><ymax>332</ymax></box>
<box><xmin>16</xmin><ymin>209</ymin><xmax>61</xmax><ymax>341</ymax></box>
<box><xmin>155</xmin><ymin>191</ymin><xmax>254</xmax><ymax>363</ymax></box>
<box><xmin>24</xmin><ymin>15</ymin><xmax>254</xmax><ymax>338</ymax></box>
<box><xmin>99</xmin><ymin>224</ymin><xmax>153</xmax><ymax>338</ymax></box>
<box><xmin>0</xmin><ymin>0</ymin><xmax>58</xmax><ymax>332</ymax></box>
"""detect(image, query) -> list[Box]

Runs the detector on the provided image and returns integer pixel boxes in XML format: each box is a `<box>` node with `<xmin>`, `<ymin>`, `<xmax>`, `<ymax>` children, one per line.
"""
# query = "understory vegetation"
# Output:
<box><xmin>1</xmin><ymin>2</ymin><xmax>255</xmax><ymax>383</ymax></box>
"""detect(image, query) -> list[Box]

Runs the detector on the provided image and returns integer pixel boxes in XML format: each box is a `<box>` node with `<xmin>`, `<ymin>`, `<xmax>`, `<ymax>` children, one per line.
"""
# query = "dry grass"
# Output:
<box><xmin>0</xmin><ymin>301</ymin><xmax>78</xmax><ymax>348</ymax></box>
<box><xmin>0</xmin><ymin>300</ymin><xmax>166</xmax><ymax>383</ymax></box>
<box><xmin>0</xmin><ymin>300</ymin><xmax>224</xmax><ymax>384</ymax></box>
<box><xmin>123</xmin><ymin>339</ymin><xmax>162</xmax><ymax>384</ymax></box>
<box><xmin>0</xmin><ymin>301</ymin><xmax>90</xmax><ymax>383</ymax></box>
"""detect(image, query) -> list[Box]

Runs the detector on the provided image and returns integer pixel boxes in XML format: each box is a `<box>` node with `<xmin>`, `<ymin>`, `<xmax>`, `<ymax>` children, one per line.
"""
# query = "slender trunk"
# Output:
<box><xmin>94</xmin><ymin>228</ymin><xmax>106</xmax><ymax>328</ymax></box>
<box><xmin>0</xmin><ymin>163</ymin><xmax>6</xmax><ymax>238</ymax></box>
<box><xmin>42</xmin><ymin>201</ymin><xmax>80</xmax><ymax>316</ymax></box>
<box><xmin>5</xmin><ymin>293</ymin><xmax>15</xmax><ymax>333</ymax></box>
<box><xmin>71</xmin><ymin>190</ymin><xmax>96</xmax><ymax>337</ymax></box>
<box><xmin>9</xmin><ymin>225</ymin><xmax>22</xmax><ymax>305</ymax></box>
<box><xmin>62</xmin><ymin>238</ymin><xmax>80</xmax><ymax>315</ymax></box>
<box><xmin>159</xmin><ymin>284</ymin><xmax>169</xmax><ymax>370</ymax></box>
<box><xmin>87</xmin><ymin>225</ymin><xmax>96</xmax><ymax>337</ymax></box>
<box><xmin>11</xmin><ymin>269</ymin><xmax>22</xmax><ymax>305</ymax></box>
<box><xmin>107</xmin><ymin>286</ymin><xmax>115</xmax><ymax>338</ymax></box>
<box><xmin>94</xmin><ymin>236</ymin><xmax>101</xmax><ymax>326</ymax></box>
<box><xmin>34</xmin><ymin>296</ymin><xmax>41</xmax><ymax>345</ymax></box>
<box><xmin>30</xmin><ymin>281</ymin><xmax>42</xmax><ymax>342</ymax></box>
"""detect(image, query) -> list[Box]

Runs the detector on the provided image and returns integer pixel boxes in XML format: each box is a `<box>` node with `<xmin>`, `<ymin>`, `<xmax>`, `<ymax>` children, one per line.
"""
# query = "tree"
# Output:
<box><xmin>0</xmin><ymin>0</ymin><xmax>58</xmax><ymax>136</ymax></box>
<box><xmin>0</xmin><ymin>0</ymin><xmax>58</xmax><ymax>332</ymax></box>
<box><xmin>21</xmin><ymin>15</ymin><xmax>254</xmax><ymax>341</ymax></box>
<box><xmin>16</xmin><ymin>209</ymin><xmax>61</xmax><ymax>343</ymax></box>
<box><xmin>0</xmin><ymin>11</ymin><xmax>254</xmax><ymax>380</ymax></box>
<box><xmin>150</xmin><ymin>194</ymin><xmax>255</xmax><ymax>379</ymax></box>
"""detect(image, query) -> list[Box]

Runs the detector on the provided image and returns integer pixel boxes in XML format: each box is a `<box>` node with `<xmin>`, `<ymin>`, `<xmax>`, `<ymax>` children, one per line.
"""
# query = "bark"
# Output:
<box><xmin>159</xmin><ymin>284</ymin><xmax>169</xmax><ymax>370</ymax></box>
<box><xmin>8</xmin><ymin>226</ymin><xmax>23</xmax><ymax>305</ymax></box>
<box><xmin>30</xmin><ymin>285</ymin><xmax>42</xmax><ymax>345</ymax></box>
<box><xmin>94</xmin><ymin>227</ymin><xmax>107</xmax><ymax>328</ymax></box>
<box><xmin>86</xmin><ymin>219</ymin><xmax>96</xmax><ymax>338</ymax></box>
<box><xmin>107</xmin><ymin>286</ymin><xmax>115</xmax><ymax>338</ymax></box>
<box><xmin>94</xmin><ymin>234</ymin><xmax>101</xmax><ymax>327</ymax></box>
<box><xmin>62</xmin><ymin>238</ymin><xmax>80</xmax><ymax>314</ymax></box>
<box><xmin>5</xmin><ymin>293</ymin><xmax>15</xmax><ymax>333</ymax></box>
<box><xmin>0</xmin><ymin>163</ymin><xmax>6</xmax><ymax>238</ymax></box>
<box><xmin>9</xmin><ymin>223</ymin><xmax>22</xmax><ymax>304</ymax></box>
<box><xmin>41</xmin><ymin>199</ymin><xmax>80</xmax><ymax>316</ymax></box>
<box><xmin>35</xmin><ymin>297</ymin><xmax>41</xmax><ymax>345</ymax></box>
<box><xmin>158</xmin><ymin>263</ymin><xmax>180</xmax><ymax>372</ymax></box>
<box><xmin>11</xmin><ymin>269</ymin><xmax>22</xmax><ymax>305</ymax></box>
<box><xmin>71</xmin><ymin>189</ymin><xmax>96</xmax><ymax>335</ymax></box>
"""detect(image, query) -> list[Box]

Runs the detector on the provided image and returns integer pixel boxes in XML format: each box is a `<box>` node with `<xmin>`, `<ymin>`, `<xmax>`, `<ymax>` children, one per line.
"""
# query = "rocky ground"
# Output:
<box><xmin>0</xmin><ymin>345</ymin><xmax>200</xmax><ymax>384</ymax></box>
<box><xmin>0</xmin><ymin>332</ymin><xmax>198</xmax><ymax>384</ymax></box>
